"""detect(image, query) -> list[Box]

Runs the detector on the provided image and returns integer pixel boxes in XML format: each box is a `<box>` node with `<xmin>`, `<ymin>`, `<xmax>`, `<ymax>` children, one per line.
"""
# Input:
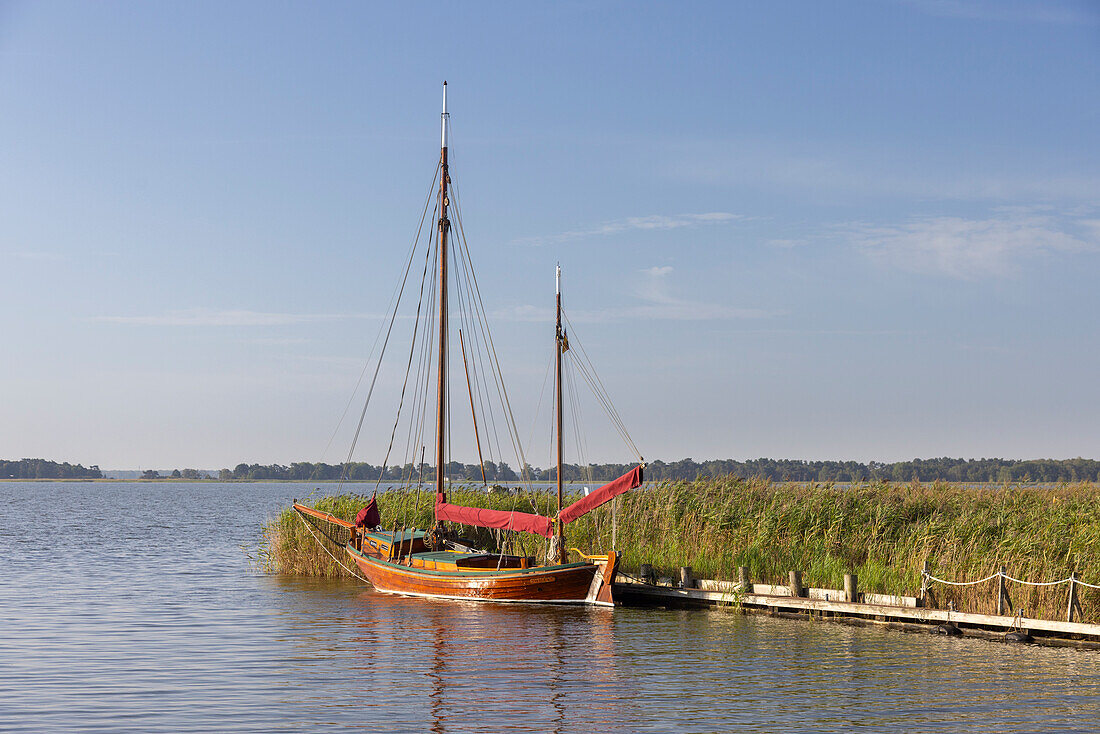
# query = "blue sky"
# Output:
<box><xmin>1</xmin><ymin>0</ymin><xmax>1098</xmax><ymax>469</ymax></box>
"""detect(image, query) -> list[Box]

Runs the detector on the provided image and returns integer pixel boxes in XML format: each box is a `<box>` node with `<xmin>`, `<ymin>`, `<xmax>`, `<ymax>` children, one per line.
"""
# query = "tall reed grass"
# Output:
<box><xmin>260</xmin><ymin>477</ymin><xmax>1100</xmax><ymax>623</ymax></box>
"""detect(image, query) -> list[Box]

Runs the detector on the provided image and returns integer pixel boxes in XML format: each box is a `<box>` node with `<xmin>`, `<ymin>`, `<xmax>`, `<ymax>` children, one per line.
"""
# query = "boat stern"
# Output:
<box><xmin>584</xmin><ymin>550</ymin><xmax>620</xmax><ymax>607</ymax></box>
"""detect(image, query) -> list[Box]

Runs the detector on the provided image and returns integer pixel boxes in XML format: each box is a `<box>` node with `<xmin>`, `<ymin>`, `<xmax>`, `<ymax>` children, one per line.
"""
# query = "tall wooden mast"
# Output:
<box><xmin>555</xmin><ymin>265</ymin><xmax>565</xmax><ymax>564</ymax></box>
<box><xmin>436</xmin><ymin>81</ymin><xmax>451</xmax><ymax>507</ymax></box>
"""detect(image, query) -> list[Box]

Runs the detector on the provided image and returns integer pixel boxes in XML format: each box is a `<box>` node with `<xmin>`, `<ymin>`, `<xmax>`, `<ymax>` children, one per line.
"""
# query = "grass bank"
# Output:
<box><xmin>261</xmin><ymin>477</ymin><xmax>1100</xmax><ymax>623</ymax></box>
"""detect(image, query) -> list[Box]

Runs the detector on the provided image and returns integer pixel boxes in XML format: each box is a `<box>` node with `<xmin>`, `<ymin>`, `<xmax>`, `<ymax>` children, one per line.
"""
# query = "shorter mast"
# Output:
<box><xmin>555</xmin><ymin>265</ymin><xmax>565</xmax><ymax>565</ymax></box>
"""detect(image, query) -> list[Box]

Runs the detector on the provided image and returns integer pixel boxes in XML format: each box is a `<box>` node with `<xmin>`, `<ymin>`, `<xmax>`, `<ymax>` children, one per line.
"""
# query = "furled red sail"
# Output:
<box><xmin>558</xmin><ymin>465</ymin><xmax>644</xmax><ymax>525</ymax></box>
<box><xmin>355</xmin><ymin>497</ymin><xmax>380</xmax><ymax>528</ymax></box>
<box><xmin>434</xmin><ymin>499</ymin><xmax>555</xmax><ymax>538</ymax></box>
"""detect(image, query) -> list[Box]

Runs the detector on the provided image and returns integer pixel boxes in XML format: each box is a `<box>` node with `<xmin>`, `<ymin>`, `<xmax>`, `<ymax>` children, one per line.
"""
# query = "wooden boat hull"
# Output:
<box><xmin>347</xmin><ymin>544</ymin><xmax>617</xmax><ymax>605</ymax></box>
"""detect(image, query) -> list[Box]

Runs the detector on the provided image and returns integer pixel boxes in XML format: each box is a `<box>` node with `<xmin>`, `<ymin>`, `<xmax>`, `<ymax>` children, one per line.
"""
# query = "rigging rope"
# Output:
<box><xmin>336</xmin><ymin>161</ymin><xmax>441</xmax><ymax>495</ymax></box>
<box><xmin>321</xmin><ymin>158</ymin><xmax>441</xmax><ymax>467</ymax></box>
<box><xmin>398</xmin><ymin>252</ymin><xmax>439</xmax><ymax>487</ymax></box>
<box><xmin>293</xmin><ymin>510</ymin><xmax>371</xmax><ymax>585</ymax></box>
<box><xmin>561</xmin><ymin>309</ymin><xmax>643</xmax><ymax>462</ymax></box>
<box><xmin>450</xmin><ymin>178</ymin><xmax>535</xmax><ymax>489</ymax></box>
<box><xmin>375</xmin><ymin>203</ymin><xmax>438</xmax><ymax>492</ymax></box>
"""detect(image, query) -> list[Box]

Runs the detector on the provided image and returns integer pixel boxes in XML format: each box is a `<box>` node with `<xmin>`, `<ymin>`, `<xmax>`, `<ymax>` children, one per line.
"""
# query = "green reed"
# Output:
<box><xmin>261</xmin><ymin>477</ymin><xmax>1100</xmax><ymax>623</ymax></box>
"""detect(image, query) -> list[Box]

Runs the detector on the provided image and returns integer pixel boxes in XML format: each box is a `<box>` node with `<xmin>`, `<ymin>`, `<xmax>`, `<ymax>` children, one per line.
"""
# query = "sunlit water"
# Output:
<box><xmin>2</xmin><ymin>481</ymin><xmax>1098</xmax><ymax>733</ymax></box>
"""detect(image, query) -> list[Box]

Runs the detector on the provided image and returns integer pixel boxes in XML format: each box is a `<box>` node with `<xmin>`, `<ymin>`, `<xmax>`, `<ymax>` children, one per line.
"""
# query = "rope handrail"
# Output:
<box><xmin>923</xmin><ymin>571</ymin><xmax>1000</xmax><ymax>587</ymax></box>
<box><xmin>1001</xmin><ymin>573</ymin><xmax>1072</xmax><ymax>587</ymax></box>
<box><xmin>924</xmin><ymin>569</ymin><xmax>1097</xmax><ymax>589</ymax></box>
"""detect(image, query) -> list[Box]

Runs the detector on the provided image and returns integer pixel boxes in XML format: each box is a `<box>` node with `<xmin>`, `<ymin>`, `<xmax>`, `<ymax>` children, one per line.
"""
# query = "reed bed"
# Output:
<box><xmin>261</xmin><ymin>477</ymin><xmax>1100</xmax><ymax>623</ymax></box>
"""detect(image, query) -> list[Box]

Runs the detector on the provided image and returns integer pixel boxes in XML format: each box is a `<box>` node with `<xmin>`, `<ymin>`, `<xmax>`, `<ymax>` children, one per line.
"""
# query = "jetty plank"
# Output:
<box><xmin>613</xmin><ymin>579</ymin><xmax>1100</xmax><ymax>644</ymax></box>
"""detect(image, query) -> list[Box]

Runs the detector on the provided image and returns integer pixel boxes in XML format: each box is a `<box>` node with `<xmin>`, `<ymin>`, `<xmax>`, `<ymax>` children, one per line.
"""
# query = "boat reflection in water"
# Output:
<box><xmin>271</xmin><ymin>575</ymin><xmax>1100</xmax><ymax>733</ymax></box>
<box><xmin>343</xmin><ymin>591</ymin><xmax>622</xmax><ymax>734</ymax></box>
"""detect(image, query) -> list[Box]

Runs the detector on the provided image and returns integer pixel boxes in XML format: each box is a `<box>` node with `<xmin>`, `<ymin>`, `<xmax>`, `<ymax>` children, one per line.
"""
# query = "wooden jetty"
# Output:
<box><xmin>614</xmin><ymin>569</ymin><xmax>1100</xmax><ymax>649</ymax></box>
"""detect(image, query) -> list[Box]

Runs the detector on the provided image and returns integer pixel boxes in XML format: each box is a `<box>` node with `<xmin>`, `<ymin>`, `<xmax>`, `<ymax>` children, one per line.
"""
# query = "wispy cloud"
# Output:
<box><xmin>493</xmin><ymin>266</ymin><xmax>774</xmax><ymax>323</ymax></box>
<box><xmin>91</xmin><ymin>308</ymin><xmax>384</xmax><ymax>326</ymax></box>
<box><xmin>8</xmin><ymin>250</ymin><xmax>68</xmax><ymax>262</ymax></box>
<box><xmin>661</xmin><ymin>138</ymin><xmax>1100</xmax><ymax>203</ymax></box>
<box><xmin>901</xmin><ymin>0</ymin><xmax>1100</xmax><ymax>25</ymax></box>
<box><xmin>249</xmin><ymin>337</ymin><xmax>313</xmax><ymax>346</ymax></box>
<box><xmin>849</xmin><ymin>211</ymin><xmax>1098</xmax><ymax>279</ymax></box>
<box><xmin>516</xmin><ymin>212</ymin><xmax>744</xmax><ymax>247</ymax></box>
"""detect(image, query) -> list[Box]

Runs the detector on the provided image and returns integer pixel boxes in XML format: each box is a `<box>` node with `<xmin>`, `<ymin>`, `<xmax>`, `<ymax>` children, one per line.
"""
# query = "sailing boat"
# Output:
<box><xmin>295</xmin><ymin>83</ymin><xmax>643</xmax><ymax>605</ymax></box>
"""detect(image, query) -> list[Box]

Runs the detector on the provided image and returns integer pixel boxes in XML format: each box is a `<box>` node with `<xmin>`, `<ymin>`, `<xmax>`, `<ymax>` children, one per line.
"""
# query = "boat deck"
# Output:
<box><xmin>355</xmin><ymin>529</ymin><xmax>536</xmax><ymax>571</ymax></box>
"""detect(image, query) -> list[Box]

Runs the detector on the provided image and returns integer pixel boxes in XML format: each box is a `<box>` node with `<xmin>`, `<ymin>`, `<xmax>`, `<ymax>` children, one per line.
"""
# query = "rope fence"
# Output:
<box><xmin>922</xmin><ymin>565</ymin><xmax>1098</xmax><ymax>622</ymax></box>
<box><xmin>923</xmin><ymin>569</ymin><xmax>1100</xmax><ymax>590</ymax></box>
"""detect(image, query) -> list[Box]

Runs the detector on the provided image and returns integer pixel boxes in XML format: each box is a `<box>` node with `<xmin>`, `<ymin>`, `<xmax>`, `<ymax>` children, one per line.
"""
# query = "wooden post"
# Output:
<box><xmin>996</xmin><ymin>565</ymin><xmax>1013</xmax><ymax>615</ymax></box>
<box><xmin>920</xmin><ymin>560</ymin><xmax>929</xmax><ymax>605</ymax></box>
<box><xmin>922</xmin><ymin>560</ymin><xmax>938</xmax><ymax>609</ymax></box>
<box><xmin>680</xmin><ymin>566</ymin><xmax>694</xmax><ymax>589</ymax></box>
<box><xmin>844</xmin><ymin>573</ymin><xmax>858</xmax><ymax>603</ymax></box>
<box><xmin>1067</xmin><ymin>571</ymin><xmax>1080</xmax><ymax>622</ymax></box>
<box><xmin>738</xmin><ymin>566</ymin><xmax>751</xmax><ymax>593</ymax></box>
<box><xmin>789</xmin><ymin>570</ymin><xmax>804</xmax><ymax>598</ymax></box>
<box><xmin>611</xmin><ymin>494</ymin><xmax>619</xmax><ymax>550</ymax></box>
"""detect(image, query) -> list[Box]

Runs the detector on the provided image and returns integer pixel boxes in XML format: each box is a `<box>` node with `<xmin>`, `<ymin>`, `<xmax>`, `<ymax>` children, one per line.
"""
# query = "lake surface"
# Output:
<box><xmin>3</xmin><ymin>481</ymin><xmax>1099</xmax><ymax>733</ymax></box>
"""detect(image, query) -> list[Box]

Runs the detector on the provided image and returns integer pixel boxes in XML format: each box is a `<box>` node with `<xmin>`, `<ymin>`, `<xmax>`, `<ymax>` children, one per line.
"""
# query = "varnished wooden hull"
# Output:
<box><xmin>347</xmin><ymin>543</ymin><xmax>607</xmax><ymax>604</ymax></box>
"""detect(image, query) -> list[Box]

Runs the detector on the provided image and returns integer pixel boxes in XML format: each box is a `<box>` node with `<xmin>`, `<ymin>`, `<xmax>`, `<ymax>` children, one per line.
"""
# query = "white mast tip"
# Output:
<box><xmin>441</xmin><ymin>82</ymin><xmax>449</xmax><ymax>147</ymax></box>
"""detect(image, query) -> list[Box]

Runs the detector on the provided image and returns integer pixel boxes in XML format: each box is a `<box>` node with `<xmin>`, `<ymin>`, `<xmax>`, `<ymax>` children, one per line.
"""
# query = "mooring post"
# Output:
<box><xmin>923</xmin><ymin>560</ymin><xmax>940</xmax><ymax>609</ymax></box>
<box><xmin>789</xmin><ymin>570</ymin><xmax>804</xmax><ymax>598</ymax></box>
<box><xmin>996</xmin><ymin>565</ymin><xmax>1013</xmax><ymax>616</ymax></box>
<box><xmin>1067</xmin><ymin>571</ymin><xmax>1080</xmax><ymax>622</ymax></box>
<box><xmin>611</xmin><ymin>494</ymin><xmax>619</xmax><ymax>550</ymax></box>
<box><xmin>844</xmin><ymin>573</ymin><xmax>858</xmax><ymax>603</ymax></box>
<box><xmin>680</xmin><ymin>566</ymin><xmax>694</xmax><ymax>589</ymax></box>
<box><xmin>738</xmin><ymin>566</ymin><xmax>751</xmax><ymax>593</ymax></box>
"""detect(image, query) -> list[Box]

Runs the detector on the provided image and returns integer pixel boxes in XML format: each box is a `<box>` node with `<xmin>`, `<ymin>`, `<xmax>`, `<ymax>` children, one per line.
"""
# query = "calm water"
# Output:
<box><xmin>2</xmin><ymin>481</ymin><xmax>1099</xmax><ymax>733</ymax></box>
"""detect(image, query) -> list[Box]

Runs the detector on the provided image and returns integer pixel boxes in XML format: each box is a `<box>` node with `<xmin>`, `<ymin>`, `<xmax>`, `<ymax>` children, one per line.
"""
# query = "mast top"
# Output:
<box><xmin>441</xmin><ymin>81</ymin><xmax>449</xmax><ymax>149</ymax></box>
<box><xmin>556</xmin><ymin>264</ymin><xmax>561</xmax><ymax>296</ymax></box>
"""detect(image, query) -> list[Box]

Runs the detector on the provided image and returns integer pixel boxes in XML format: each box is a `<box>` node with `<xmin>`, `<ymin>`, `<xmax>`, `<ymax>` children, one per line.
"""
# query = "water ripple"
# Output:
<box><xmin>2</xmin><ymin>482</ymin><xmax>1099</xmax><ymax>733</ymax></box>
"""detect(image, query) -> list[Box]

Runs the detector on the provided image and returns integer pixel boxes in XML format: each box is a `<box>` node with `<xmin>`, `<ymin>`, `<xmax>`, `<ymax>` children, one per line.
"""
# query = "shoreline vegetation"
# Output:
<box><xmin>262</xmin><ymin>476</ymin><xmax>1100</xmax><ymax>624</ymax></box>
<box><xmin>7</xmin><ymin>457</ymin><xmax>1100</xmax><ymax>482</ymax></box>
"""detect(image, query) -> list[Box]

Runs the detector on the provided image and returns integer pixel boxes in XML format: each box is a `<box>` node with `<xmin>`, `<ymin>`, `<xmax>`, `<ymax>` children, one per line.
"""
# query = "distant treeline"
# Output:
<box><xmin>139</xmin><ymin>469</ymin><xmax>213</xmax><ymax>480</ymax></box>
<box><xmin>642</xmin><ymin>457</ymin><xmax>1100</xmax><ymax>483</ymax></box>
<box><xmin>215</xmin><ymin>460</ymin><xmax>523</xmax><ymax>482</ymax></box>
<box><xmin>213</xmin><ymin>457</ymin><xmax>1100</xmax><ymax>483</ymax></box>
<box><xmin>8</xmin><ymin>456</ymin><xmax>1095</xmax><ymax>483</ymax></box>
<box><xmin>1</xmin><ymin>459</ymin><xmax>102</xmax><ymax>479</ymax></box>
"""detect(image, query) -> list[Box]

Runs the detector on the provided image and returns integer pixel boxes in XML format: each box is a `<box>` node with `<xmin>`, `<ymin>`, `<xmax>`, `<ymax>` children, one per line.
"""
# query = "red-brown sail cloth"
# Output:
<box><xmin>355</xmin><ymin>497</ymin><xmax>380</xmax><ymax>528</ymax></box>
<box><xmin>558</xmin><ymin>465</ymin><xmax>644</xmax><ymax>525</ymax></box>
<box><xmin>434</xmin><ymin>499</ymin><xmax>555</xmax><ymax>538</ymax></box>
